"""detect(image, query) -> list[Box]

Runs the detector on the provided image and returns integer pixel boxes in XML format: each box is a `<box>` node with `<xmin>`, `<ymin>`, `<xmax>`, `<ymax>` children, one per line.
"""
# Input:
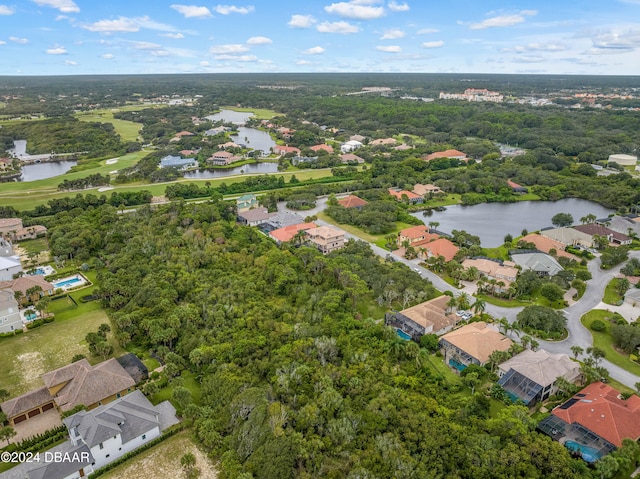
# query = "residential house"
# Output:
<box><xmin>272</xmin><ymin>145</ymin><xmax>301</xmax><ymax>156</ymax></box>
<box><xmin>519</xmin><ymin>233</ymin><xmax>578</xmax><ymax>260</ymax></box>
<box><xmin>394</xmin><ymin>144</ymin><xmax>413</xmax><ymax>151</ymax></box>
<box><xmin>624</xmin><ymin>287</ymin><xmax>640</xmax><ymax>306</ymax></box>
<box><xmin>115</xmin><ymin>353</ymin><xmax>149</xmax><ymax>384</ymax></box>
<box><xmin>599</xmin><ymin>215</ymin><xmax>640</xmax><ymax>238</ymax></box>
<box><xmin>439</xmin><ymin>322</ymin><xmax>513</xmax><ymax>370</ymax></box>
<box><xmin>310</xmin><ymin>144</ymin><xmax>334</xmax><ymax>154</ymax></box>
<box><xmin>1</xmin><ymin>358</ymin><xmax>136</xmax><ymax>427</ymax></box>
<box><xmin>0</xmin><ymin>217</ymin><xmax>23</xmax><ymax>236</ymax></box>
<box><xmin>259</xmin><ymin>211</ymin><xmax>305</xmax><ymax>233</ymax></box>
<box><xmin>337</xmin><ymin>195</ymin><xmax>368</xmax><ymax>210</ymax></box>
<box><xmin>507</xmin><ymin>179</ymin><xmax>529</xmax><ymax>194</ymax></box>
<box><xmin>0</xmin><ymin>275</ymin><xmax>54</xmax><ymax>303</ymax></box>
<box><xmin>418</xmin><ymin>238</ymin><xmax>460</xmax><ymax>263</ymax></box>
<box><xmin>573</xmin><ymin>223</ymin><xmax>632</xmax><ymax>246</ymax></box>
<box><xmin>204</xmin><ymin>126</ymin><xmax>228</xmax><ymax>136</ymax></box>
<box><xmin>538</xmin><ymin>382</ymin><xmax>640</xmax><ymax>462</ymax></box>
<box><xmin>269</xmin><ymin>222</ymin><xmax>317</xmax><ymax>244</ymax></box>
<box><xmin>424</xmin><ymin>149</ymin><xmax>467</xmax><ymax>161</ymax></box>
<box><xmin>0</xmin><ymin>157</ymin><xmax>12</xmax><ymax>170</ymax></box>
<box><xmin>397</xmin><ymin>225</ymin><xmax>439</xmax><ymax>248</ymax></box>
<box><xmin>413</xmin><ymin>183</ymin><xmax>443</xmax><ymax>196</ymax></box>
<box><xmin>370</xmin><ymin>138</ymin><xmax>397</xmax><ymax>147</ymax></box>
<box><xmin>0</xmin><ymin>289</ymin><xmax>21</xmax><ymax>334</ymax></box>
<box><xmin>305</xmin><ymin>226</ymin><xmax>345</xmax><ymax>254</ymax></box>
<box><xmin>12</xmin><ymin>225</ymin><xmax>48</xmax><ymax>242</ymax></box>
<box><xmin>276</xmin><ymin>127</ymin><xmax>295</xmax><ymax>141</ymax></box>
<box><xmin>462</xmin><ymin>258</ymin><xmax>518</xmax><ymax>290</ymax></box>
<box><xmin>0</xmin><ymin>255</ymin><xmax>22</xmax><ymax>281</ymax></box>
<box><xmin>179</xmin><ymin>149</ymin><xmax>199</xmax><ymax>157</ymax></box>
<box><xmin>497</xmin><ymin>349</ymin><xmax>580</xmax><ymax>406</ymax></box>
<box><xmin>340</xmin><ymin>153</ymin><xmax>365</xmax><ymax>164</ymax></box>
<box><xmin>169</xmin><ymin>130</ymin><xmax>195</xmax><ymax>142</ymax></box>
<box><xmin>608</xmin><ymin>153</ymin><xmax>637</xmax><ymax>166</ymax></box>
<box><xmin>0</xmin><ymin>237</ymin><xmax>13</xmax><ymax>256</ymax></box>
<box><xmin>349</xmin><ymin>134</ymin><xmax>366</xmax><ymax>143</ymax></box>
<box><xmin>291</xmin><ymin>156</ymin><xmax>318</xmax><ymax>166</ymax></box>
<box><xmin>159</xmin><ymin>155</ymin><xmax>197</xmax><ymax>170</ymax></box>
<box><xmin>340</xmin><ymin>140</ymin><xmax>363</xmax><ymax>153</ymax></box>
<box><xmin>510</xmin><ymin>252</ymin><xmax>563</xmax><ymax>277</ymax></box>
<box><xmin>236</xmin><ymin>194</ymin><xmax>259</xmax><ymax>213</ymax></box>
<box><xmin>206</xmin><ymin>151</ymin><xmax>241</xmax><ymax>166</ymax></box>
<box><xmin>388</xmin><ymin>188</ymin><xmax>423</xmax><ymax>204</ymax></box>
<box><xmin>386</xmin><ymin>296</ymin><xmax>460</xmax><ymax>340</ymax></box>
<box><xmin>541</xmin><ymin>227</ymin><xmax>593</xmax><ymax>248</ymax></box>
<box><xmin>217</xmin><ymin>141</ymin><xmax>240</xmax><ymax>150</ymax></box>
<box><xmin>237</xmin><ymin>207</ymin><xmax>275</xmax><ymax>227</ymax></box>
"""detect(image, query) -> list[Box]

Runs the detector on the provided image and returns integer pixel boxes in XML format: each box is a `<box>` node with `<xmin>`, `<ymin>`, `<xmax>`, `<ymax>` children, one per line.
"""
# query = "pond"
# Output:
<box><xmin>411</xmin><ymin>199</ymin><xmax>615</xmax><ymax>247</ymax></box>
<box><xmin>20</xmin><ymin>160</ymin><xmax>78</xmax><ymax>181</ymax></box>
<box><xmin>183</xmin><ymin>161</ymin><xmax>279</xmax><ymax>179</ymax></box>
<box><xmin>230</xmin><ymin>126</ymin><xmax>276</xmax><ymax>154</ymax></box>
<box><xmin>205</xmin><ymin>109</ymin><xmax>254</xmax><ymax>125</ymax></box>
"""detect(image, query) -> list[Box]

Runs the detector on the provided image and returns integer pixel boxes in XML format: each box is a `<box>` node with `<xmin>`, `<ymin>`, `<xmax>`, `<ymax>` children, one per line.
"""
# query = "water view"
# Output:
<box><xmin>205</xmin><ymin>109</ymin><xmax>254</xmax><ymax>124</ymax></box>
<box><xmin>20</xmin><ymin>160</ymin><xmax>78</xmax><ymax>181</ymax></box>
<box><xmin>184</xmin><ymin>161</ymin><xmax>279</xmax><ymax>179</ymax></box>
<box><xmin>231</xmin><ymin>126</ymin><xmax>276</xmax><ymax>153</ymax></box>
<box><xmin>411</xmin><ymin>199</ymin><xmax>615</xmax><ymax>247</ymax></box>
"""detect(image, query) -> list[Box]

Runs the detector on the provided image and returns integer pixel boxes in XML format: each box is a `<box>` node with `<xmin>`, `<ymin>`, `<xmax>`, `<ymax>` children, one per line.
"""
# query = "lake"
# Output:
<box><xmin>205</xmin><ymin>109</ymin><xmax>254</xmax><ymax>125</ymax></box>
<box><xmin>230</xmin><ymin>126</ymin><xmax>276</xmax><ymax>154</ymax></box>
<box><xmin>20</xmin><ymin>160</ymin><xmax>78</xmax><ymax>182</ymax></box>
<box><xmin>411</xmin><ymin>199</ymin><xmax>615</xmax><ymax>247</ymax></box>
<box><xmin>184</xmin><ymin>161</ymin><xmax>279</xmax><ymax>179</ymax></box>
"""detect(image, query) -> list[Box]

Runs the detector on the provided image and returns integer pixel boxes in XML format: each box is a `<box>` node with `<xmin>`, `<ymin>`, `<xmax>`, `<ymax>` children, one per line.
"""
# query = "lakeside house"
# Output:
<box><xmin>519</xmin><ymin>234</ymin><xmax>579</xmax><ymax>260</ymax></box>
<box><xmin>206</xmin><ymin>151</ymin><xmax>242</xmax><ymax>166</ymax></box>
<box><xmin>159</xmin><ymin>155</ymin><xmax>197</xmax><ymax>170</ymax></box>
<box><xmin>461</xmin><ymin>258</ymin><xmax>518</xmax><ymax>291</ymax></box>
<box><xmin>388</xmin><ymin>188</ymin><xmax>423</xmax><ymax>205</ymax></box>
<box><xmin>573</xmin><ymin>223</ymin><xmax>632</xmax><ymax>246</ymax></box>
<box><xmin>510</xmin><ymin>252</ymin><xmax>563</xmax><ymax>277</ymax></box>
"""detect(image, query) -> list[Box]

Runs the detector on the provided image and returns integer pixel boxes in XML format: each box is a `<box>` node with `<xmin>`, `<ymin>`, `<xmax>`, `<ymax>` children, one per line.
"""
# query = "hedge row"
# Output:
<box><xmin>88</xmin><ymin>423</ymin><xmax>186</xmax><ymax>479</ymax></box>
<box><xmin>2</xmin><ymin>425</ymin><xmax>67</xmax><ymax>454</ymax></box>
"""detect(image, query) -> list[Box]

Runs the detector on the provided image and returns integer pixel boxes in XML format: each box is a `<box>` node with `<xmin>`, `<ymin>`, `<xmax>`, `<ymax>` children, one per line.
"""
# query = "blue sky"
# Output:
<box><xmin>1</xmin><ymin>0</ymin><xmax>640</xmax><ymax>75</ymax></box>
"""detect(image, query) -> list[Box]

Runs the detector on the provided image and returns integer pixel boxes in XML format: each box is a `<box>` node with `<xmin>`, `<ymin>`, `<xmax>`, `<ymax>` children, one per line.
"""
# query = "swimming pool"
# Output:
<box><xmin>52</xmin><ymin>275</ymin><xmax>86</xmax><ymax>290</ymax></box>
<box><xmin>25</xmin><ymin>312</ymin><xmax>37</xmax><ymax>321</ymax></box>
<box><xmin>565</xmin><ymin>440</ymin><xmax>601</xmax><ymax>463</ymax></box>
<box><xmin>396</xmin><ymin>329</ymin><xmax>411</xmax><ymax>341</ymax></box>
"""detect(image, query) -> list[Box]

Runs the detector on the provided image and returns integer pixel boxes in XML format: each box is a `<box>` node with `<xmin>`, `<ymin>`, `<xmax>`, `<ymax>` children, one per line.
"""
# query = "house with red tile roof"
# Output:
<box><xmin>310</xmin><ymin>144</ymin><xmax>334</xmax><ymax>154</ymax></box>
<box><xmin>272</xmin><ymin>145</ymin><xmax>301</xmax><ymax>157</ymax></box>
<box><xmin>388</xmin><ymin>188</ymin><xmax>423</xmax><ymax>204</ymax></box>
<box><xmin>412</xmin><ymin>183</ymin><xmax>443</xmax><ymax>196</ymax></box>
<box><xmin>519</xmin><ymin>233</ymin><xmax>579</xmax><ymax>260</ymax></box>
<box><xmin>417</xmin><ymin>238</ymin><xmax>459</xmax><ymax>262</ymax></box>
<box><xmin>340</xmin><ymin>153</ymin><xmax>365</xmax><ymax>164</ymax></box>
<box><xmin>206</xmin><ymin>151</ymin><xmax>242</xmax><ymax>166</ymax></box>
<box><xmin>397</xmin><ymin>225</ymin><xmax>439</xmax><ymax>247</ymax></box>
<box><xmin>269</xmin><ymin>222</ymin><xmax>317</xmax><ymax>244</ymax></box>
<box><xmin>370</xmin><ymin>138</ymin><xmax>397</xmax><ymax>146</ymax></box>
<box><xmin>439</xmin><ymin>322</ymin><xmax>513</xmax><ymax>368</ymax></box>
<box><xmin>539</xmin><ymin>382</ymin><xmax>640</xmax><ymax>462</ymax></box>
<box><xmin>424</xmin><ymin>149</ymin><xmax>467</xmax><ymax>161</ymax></box>
<box><xmin>507</xmin><ymin>179</ymin><xmax>529</xmax><ymax>193</ymax></box>
<box><xmin>338</xmin><ymin>195</ymin><xmax>368</xmax><ymax>209</ymax></box>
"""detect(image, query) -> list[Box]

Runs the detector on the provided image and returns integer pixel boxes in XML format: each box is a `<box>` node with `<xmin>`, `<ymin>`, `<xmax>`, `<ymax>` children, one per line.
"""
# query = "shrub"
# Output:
<box><xmin>590</xmin><ymin>319</ymin><xmax>606</xmax><ymax>331</ymax></box>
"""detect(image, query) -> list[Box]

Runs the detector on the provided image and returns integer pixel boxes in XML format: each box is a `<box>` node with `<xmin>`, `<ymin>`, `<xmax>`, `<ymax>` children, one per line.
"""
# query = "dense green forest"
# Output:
<box><xmin>40</xmin><ymin>202</ymin><xmax>606</xmax><ymax>479</ymax></box>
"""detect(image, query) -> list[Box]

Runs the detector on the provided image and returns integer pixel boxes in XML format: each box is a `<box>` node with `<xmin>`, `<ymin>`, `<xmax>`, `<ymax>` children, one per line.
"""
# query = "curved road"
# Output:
<box><xmin>281</xmin><ymin>197</ymin><xmax>640</xmax><ymax>388</ymax></box>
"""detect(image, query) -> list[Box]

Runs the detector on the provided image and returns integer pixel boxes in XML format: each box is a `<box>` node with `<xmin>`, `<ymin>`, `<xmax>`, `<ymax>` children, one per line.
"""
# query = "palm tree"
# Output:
<box><xmin>520</xmin><ymin>334</ymin><xmax>532</xmax><ymax>350</ymax></box>
<box><xmin>446</xmin><ymin>296</ymin><xmax>458</xmax><ymax>314</ymax></box>
<box><xmin>476</xmin><ymin>277</ymin><xmax>487</xmax><ymax>294</ymax></box>
<box><xmin>428</xmin><ymin>221</ymin><xmax>440</xmax><ymax>233</ymax></box>
<box><xmin>471</xmin><ymin>298</ymin><xmax>486</xmax><ymax>316</ymax></box>
<box><xmin>616</xmin><ymin>277</ymin><xmax>631</xmax><ymax>297</ymax></box>
<box><xmin>456</xmin><ymin>292</ymin><xmax>471</xmax><ymax>311</ymax></box>
<box><xmin>570</xmin><ymin>345</ymin><xmax>584</xmax><ymax>360</ymax></box>
<box><xmin>466</xmin><ymin>266</ymin><xmax>480</xmax><ymax>281</ymax></box>
<box><xmin>530</xmin><ymin>339</ymin><xmax>539</xmax><ymax>351</ymax></box>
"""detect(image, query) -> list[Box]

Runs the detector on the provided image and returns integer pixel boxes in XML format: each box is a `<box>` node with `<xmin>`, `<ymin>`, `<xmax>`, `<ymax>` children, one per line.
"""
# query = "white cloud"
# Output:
<box><xmin>32</xmin><ymin>0</ymin><xmax>79</xmax><ymax>13</ymax></box>
<box><xmin>214</xmin><ymin>4</ymin><xmax>254</xmax><ymax>15</ymax></box>
<box><xmin>9</xmin><ymin>36</ymin><xmax>29</xmax><ymax>44</ymax></box>
<box><xmin>470</xmin><ymin>10</ymin><xmax>537</xmax><ymax>30</ymax></box>
<box><xmin>170</xmin><ymin>5</ymin><xmax>212</xmax><ymax>18</ymax></box>
<box><xmin>317</xmin><ymin>21</ymin><xmax>360</xmax><ymax>34</ymax></box>
<box><xmin>417</xmin><ymin>28</ymin><xmax>438</xmax><ymax>34</ymax></box>
<box><xmin>503</xmin><ymin>42</ymin><xmax>566</xmax><ymax>53</ymax></box>
<box><xmin>381</xmin><ymin>29</ymin><xmax>405</xmax><ymax>39</ymax></box>
<box><xmin>296</xmin><ymin>60</ymin><xmax>313</xmax><ymax>65</ymax></box>
<box><xmin>303</xmin><ymin>46</ymin><xmax>325</xmax><ymax>54</ymax></box>
<box><xmin>83</xmin><ymin>16</ymin><xmax>176</xmax><ymax>33</ymax></box>
<box><xmin>0</xmin><ymin>40</ymin><xmax>5</xmax><ymax>45</ymax></box>
<box><xmin>288</xmin><ymin>14</ymin><xmax>315</xmax><ymax>28</ymax></box>
<box><xmin>160</xmin><ymin>33</ymin><xmax>185</xmax><ymax>39</ymax></box>
<box><xmin>247</xmin><ymin>36</ymin><xmax>272</xmax><ymax>45</ymax></box>
<box><xmin>200</xmin><ymin>60</ymin><xmax>210</xmax><ymax>66</ymax></box>
<box><xmin>590</xmin><ymin>29</ymin><xmax>640</xmax><ymax>52</ymax></box>
<box><xmin>512</xmin><ymin>55</ymin><xmax>545</xmax><ymax>63</ymax></box>
<box><xmin>46</xmin><ymin>46</ymin><xmax>67</xmax><ymax>54</ymax></box>
<box><xmin>213</xmin><ymin>54</ymin><xmax>258</xmax><ymax>61</ymax></box>
<box><xmin>131</xmin><ymin>41</ymin><xmax>163</xmax><ymax>50</ymax></box>
<box><xmin>376</xmin><ymin>45</ymin><xmax>401</xmax><ymax>52</ymax></box>
<box><xmin>209</xmin><ymin>43</ymin><xmax>249</xmax><ymax>53</ymax></box>
<box><xmin>421</xmin><ymin>40</ymin><xmax>444</xmax><ymax>48</ymax></box>
<box><xmin>0</xmin><ymin>5</ymin><xmax>15</xmax><ymax>15</ymax></box>
<box><xmin>102</xmin><ymin>53</ymin><xmax>114</xmax><ymax>59</ymax></box>
<box><xmin>64</xmin><ymin>60</ymin><xmax>77</xmax><ymax>65</ymax></box>
<box><xmin>325</xmin><ymin>2</ymin><xmax>385</xmax><ymax>20</ymax></box>
<box><xmin>387</xmin><ymin>1</ymin><xmax>409</xmax><ymax>12</ymax></box>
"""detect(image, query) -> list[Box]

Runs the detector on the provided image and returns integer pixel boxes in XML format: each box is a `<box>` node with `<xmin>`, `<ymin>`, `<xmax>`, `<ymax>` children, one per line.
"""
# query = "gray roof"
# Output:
<box><xmin>159</xmin><ymin>155</ymin><xmax>197</xmax><ymax>168</ymax></box>
<box><xmin>265</xmin><ymin>211</ymin><xmax>304</xmax><ymax>228</ymax></box>
<box><xmin>601</xmin><ymin>216</ymin><xmax>640</xmax><ymax>237</ymax></box>
<box><xmin>498</xmin><ymin>349</ymin><xmax>580</xmax><ymax>388</ymax></box>
<box><xmin>511</xmin><ymin>252</ymin><xmax>563</xmax><ymax>276</ymax></box>
<box><xmin>27</xmin><ymin>445</ymin><xmax>93</xmax><ymax>479</ymax></box>
<box><xmin>64</xmin><ymin>390</ymin><xmax>160</xmax><ymax>448</ymax></box>
<box><xmin>238</xmin><ymin>207</ymin><xmax>275</xmax><ymax>223</ymax></box>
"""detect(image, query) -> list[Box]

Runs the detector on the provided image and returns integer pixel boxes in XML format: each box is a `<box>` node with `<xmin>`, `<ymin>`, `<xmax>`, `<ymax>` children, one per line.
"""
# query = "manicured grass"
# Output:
<box><xmin>476</xmin><ymin>293</ymin><xmax>531</xmax><ymax>308</ymax></box>
<box><xmin>581</xmin><ymin>310</ymin><xmax>640</xmax><ymax>377</ymax></box>
<box><xmin>76</xmin><ymin>110</ymin><xmax>143</xmax><ymax>143</ymax></box>
<box><xmin>14</xmin><ymin>237</ymin><xmax>49</xmax><ymax>256</ymax></box>
<box><xmin>421</xmin><ymin>194</ymin><xmax>461</xmax><ymax>208</ymax></box>
<box><xmin>481</xmin><ymin>245</ymin><xmax>510</xmax><ymax>261</ymax></box>
<box><xmin>603</xmin><ymin>278</ymin><xmax>624</xmax><ymax>305</ymax></box>
<box><xmin>152</xmin><ymin>371</ymin><xmax>202</xmax><ymax>406</ymax></box>
<box><xmin>220</xmin><ymin>105</ymin><xmax>279</xmax><ymax>120</ymax></box>
<box><xmin>99</xmin><ymin>430</ymin><xmax>218</xmax><ymax>479</ymax></box>
<box><xmin>513</xmin><ymin>192</ymin><xmax>541</xmax><ymax>201</ymax></box>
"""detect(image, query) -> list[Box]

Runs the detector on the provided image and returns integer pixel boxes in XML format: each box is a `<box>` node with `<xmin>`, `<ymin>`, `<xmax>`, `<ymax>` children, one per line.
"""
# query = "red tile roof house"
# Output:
<box><xmin>388</xmin><ymin>188</ymin><xmax>424</xmax><ymax>205</ymax></box>
<box><xmin>424</xmin><ymin>149</ymin><xmax>467</xmax><ymax>161</ymax></box>
<box><xmin>397</xmin><ymin>225</ymin><xmax>439</xmax><ymax>247</ymax></box>
<box><xmin>417</xmin><ymin>238</ymin><xmax>460</xmax><ymax>262</ymax></box>
<box><xmin>338</xmin><ymin>195</ymin><xmax>368</xmax><ymax>210</ymax></box>
<box><xmin>507</xmin><ymin>179</ymin><xmax>529</xmax><ymax>194</ymax></box>
<box><xmin>340</xmin><ymin>153</ymin><xmax>365</xmax><ymax>164</ymax></box>
<box><xmin>272</xmin><ymin>145</ymin><xmax>301</xmax><ymax>157</ymax></box>
<box><xmin>310</xmin><ymin>144</ymin><xmax>334</xmax><ymax>154</ymax></box>
<box><xmin>269</xmin><ymin>222</ymin><xmax>317</xmax><ymax>244</ymax></box>
<box><xmin>573</xmin><ymin>223</ymin><xmax>632</xmax><ymax>246</ymax></box>
<box><xmin>206</xmin><ymin>151</ymin><xmax>242</xmax><ymax>166</ymax></box>
<box><xmin>538</xmin><ymin>382</ymin><xmax>640</xmax><ymax>462</ymax></box>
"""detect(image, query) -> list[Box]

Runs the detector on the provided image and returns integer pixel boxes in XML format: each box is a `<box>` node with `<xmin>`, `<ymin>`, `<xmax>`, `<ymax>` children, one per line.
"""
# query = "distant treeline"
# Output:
<box><xmin>21</xmin><ymin>191</ymin><xmax>152</xmax><ymax>219</ymax></box>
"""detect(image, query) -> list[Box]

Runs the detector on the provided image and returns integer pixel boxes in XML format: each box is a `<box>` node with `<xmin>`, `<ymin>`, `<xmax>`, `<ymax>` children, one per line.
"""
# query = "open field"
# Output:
<box><xmin>100</xmin><ymin>431</ymin><xmax>218</xmax><ymax>479</ymax></box>
<box><xmin>581</xmin><ymin>309</ymin><xmax>640</xmax><ymax>377</ymax></box>
<box><xmin>76</xmin><ymin>110</ymin><xmax>143</xmax><ymax>143</ymax></box>
<box><xmin>0</xmin><ymin>278</ymin><xmax>124</xmax><ymax>395</ymax></box>
<box><xmin>219</xmin><ymin>105</ymin><xmax>279</xmax><ymax>120</ymax></box>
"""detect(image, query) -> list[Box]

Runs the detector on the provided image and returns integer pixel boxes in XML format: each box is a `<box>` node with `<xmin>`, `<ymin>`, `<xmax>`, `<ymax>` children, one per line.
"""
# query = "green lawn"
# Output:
<box><xmin>14</xmin><ymin>237</ymin><xmax>49</xmax><ymax>256</ymax></box>
<box><xmin>75</xmin><ymin>104</ymin><xmax>162</xmax><ymax>142</ymax></box>
<box><xmin>581</xmin><ymin>310</ymin><xmax>640</xmax><ymax>377</ymax></box>
<box><xmin>220</xmin><ymin>105</ymin><xmax>279</xmax><ymax>120</ymax></box>
<box><xmin>475</xmin><ymin>293</ymin><xmax>531</xmax><ymax>308</ymax></box>
<box><xmin>151</xmin><ymin>371</ymin><xmax>202</xmax><ymax>406</ymax></box>
<box><xmin>603</xmin><ymin>278</ymin><xmax>624</xmax><ymax>305</ymax></box>
<box><xmin>315</xmin><ymin>211</ymin><xmax>416</xmax><ymax>248</ymax></box>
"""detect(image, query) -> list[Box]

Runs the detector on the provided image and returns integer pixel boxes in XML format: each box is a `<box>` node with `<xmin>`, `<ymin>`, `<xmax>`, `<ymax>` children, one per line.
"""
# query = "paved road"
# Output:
<box><xmin>280</xmin><ymin>198</ymin><xmax>640</xmax><ymax>388</ymax></box>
